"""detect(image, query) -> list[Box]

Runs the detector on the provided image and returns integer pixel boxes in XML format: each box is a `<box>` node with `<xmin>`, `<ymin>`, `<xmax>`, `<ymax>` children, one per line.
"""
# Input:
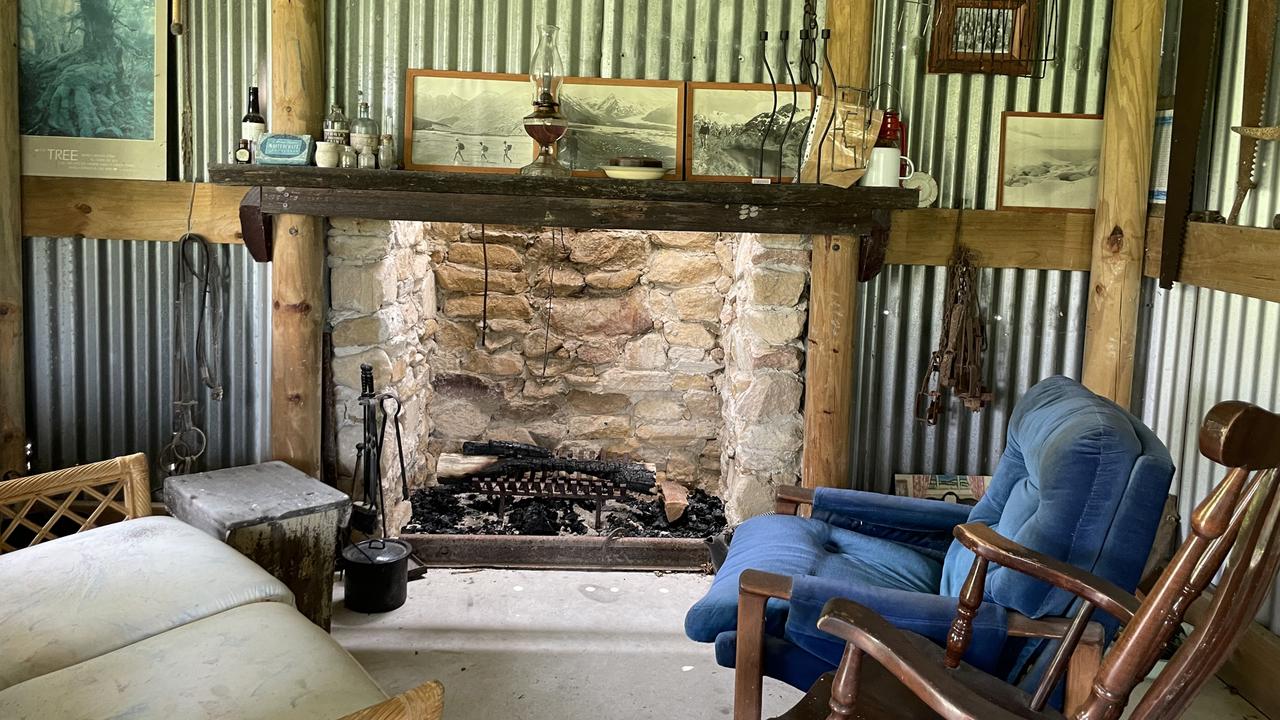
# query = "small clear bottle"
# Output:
<box><xmin>340</xmin><ymin>145</ymin><xmax>359</xmax><ymax>168</ymax></box>
<box><xmin>324</xmin><ymin>103</ymin><xmax>350</xmax><ymax>145</ymax></box>
<box><xmin>350</xmin><ymin>91</ymin><xmax>380</xmax><ymax>155</ymax></box>
<box><xmin>377</xmin><ymin>134</ymin><xmax>398</xmax><ymax>170</ymax></box>
<box><xmin>358</xmin><ymin>145</ymin><xmax>378</xmax><ymax>169</ymax></box>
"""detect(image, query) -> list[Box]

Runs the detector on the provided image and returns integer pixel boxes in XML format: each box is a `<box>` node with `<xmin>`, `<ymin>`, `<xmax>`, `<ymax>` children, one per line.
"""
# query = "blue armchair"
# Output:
<box><xmin>684</xmin><ymin>376</ymin><xmax>1174</xmax><ymax>719</ymax></box>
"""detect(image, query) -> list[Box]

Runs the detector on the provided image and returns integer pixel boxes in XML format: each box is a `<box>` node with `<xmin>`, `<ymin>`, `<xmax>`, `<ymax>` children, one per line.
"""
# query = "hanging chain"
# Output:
<box><xmin>916</xmin><ymin>245</ymin><xmax>992</xmax><ymax>425</ymax></box>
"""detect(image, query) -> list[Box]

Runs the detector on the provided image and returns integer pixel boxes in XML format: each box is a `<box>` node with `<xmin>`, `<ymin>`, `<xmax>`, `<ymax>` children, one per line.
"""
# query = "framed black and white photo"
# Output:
<box><xmin>997</xmin><ymin>112</ymin><xmax>1103</xmax><ymax>212</ymax></box>
<box><xmin>557</xmin><ymin>77</ymin><xmax>684</xmax><ymax>178</ymax></box>
<box><xmin>403</xmin><ymin>70</ymin><xmax>535</xmax><ymax>173</ymax></box>
<box><xmin>685</xmin><ymin>82</ymin><xmax>814</xmax><ymax>183</ymax></box>
<box><xmin>18</xmin><ymin>0</ymin><xmax>169</xmax><ymax>180</ymax></box>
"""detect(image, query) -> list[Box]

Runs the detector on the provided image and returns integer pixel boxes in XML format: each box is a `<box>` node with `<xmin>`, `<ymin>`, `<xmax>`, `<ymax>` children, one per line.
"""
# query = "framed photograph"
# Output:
<box><xmin>557</xmin><ymin>78</ymin><xmax>685</xmax><ymax>179</ymax></box>
<box><xmin>997</xmin><ymin>112</ymin><xmax>1103</xmax><ymax>212</ymax></box>
<box><xmin>18</xmin><ymin>0</ymin><xmax>169</xmax><ymax>180</ymax></box>
<box><xmin>927</xmin><ymin>0</ymin><xmax>1039</xmax><ymax>76</ymax></box>
<box><xmin>404</xmin><ymin>70</ymin><xmax>535</xmax><ymax>173</ymax></box>
<box><xmin>685</xmin><ymin>82</ymin><xmax>815</xmax><ymax>183</ymax></box>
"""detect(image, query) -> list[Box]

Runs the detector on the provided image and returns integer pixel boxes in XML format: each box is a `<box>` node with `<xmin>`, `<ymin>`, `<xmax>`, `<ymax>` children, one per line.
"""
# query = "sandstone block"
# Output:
<box><xmin>461</xmin><ymin>224</ymin><xmax>531</xmax><ymax>246</ymax></box>
<box><xmin>331</xmin><ymin>262</ymin><xmax>394</xmax><ymax>314</ymax></box>
<box><xmin>647</xmin><ymin>250</ymin><xmax>721</xmax><ymax>286</ymax></box>
<box><xmin>672</xmin><ymin>374</ymin><xmax>713</xmax><ymax>391</ymax></box>
<box><xmin>332</xmin><ymin>315</ymin><xmax>390</xmax><ymax>348</ymax></box>
<box><xmin>435</xmin><ymin>263</ymin><xmax>527</xmax><ymax>294</ymax></box>
<box><xmin>436</xmin><ymin>318</ymin><xmax>479</xmax><ymax>352</ymax></box>
<box><xmin>595</xmin><ymin>368</ymin><xmax>673</xmax><ymax>392</ymax></box>
<box><xmin>684</xmin><ymin>390</ymin><xmax>720</xmax><ymax>419</ymax></box>
<box><xmin>650</xmin><ymin>231</ymin><xmax>718</xmax><ymax>250</ymax></box>
<box><xmin>445</xmin><ymin>294</ymin><xmax>532</xmax><ymax>320</ymax></box>
<box><xmin>569</xmin><ymin>415</ymin><xmax>632</xmax><ymax>439</ymax></box>
<box><xmin>673</xmin><ymin>286</ymin><xmax>723</xmax><ymax>321</ymax></box>
<box><xmin>532</xmin><ymin>266</ymin><xmax>586</xmax><ymax>296</ymax></box>
<box><xmin>584</xmin><ymin>268</ymin><xmax>642</xmax><ymax>290</ymax></box>
<box><xmin>329</xmin><ymin>217</ymin><xmax>394</xmax><ymax>238</ymax></box>
<box><xmin>328</xmin><ymin>234</ymin><xmax>390</xmax><ymax>263</ymax></box>
<box><xmin>667</xmin><ymin>346</ymin><xmax>722</xmax><ymax>375</ymax></box>
<box><xmin>431</xmin><ymin>395</ymin><xmax>493</xmax><ymax>439</ymax></box>
<box><xmin>332</xmin><ymin>347</ymin><xmax>391</xmax><ymax>390</ymax></box>
<box><xmin>550</xmin><ymin>290</ymin><xmax>652</xmax><ymax>336</ymax></box>
<box><xmin>567</xmin><ymin>390</ymin><xmax>631</xmax><ymax>414</ymax></box>
<box><xmin>622</xmin><ymin>334</ymin><xmax>669</xmax><ymax>370</ymax></box>
<box><xmin>751</xmin><ymin>246</ymin><xmax>811</xmax><ymax>269</ymax></box>
<box><xmin>747</xmin><ymin>268</ymin><xmax>808</xmax><ymax>307</ymax></box>
<box><xmin>523</xmin><ymin>377</ymin><xmax>567</xmax><ymax>399</ymax></box>
<box><xmin>577</xmin><ymin>339</ymin><xmax>624</xmax><ymax>365</ymax></box>
<box><xmin>447</xmin><ymin>242</ymin><xmax>524</xmax><ymax>270</ymax></box>
<box><xmin>736</xmin><ymin>373</ymin><xmax>804</xmax><ymax>421</ymax></box>
<box><xmin>665</xmin><ymin>322</ymin><xmax>717</xmax><ymax>349</ymax></box>
<box><xmin>635</xmin><ymin>397</ymin><xmax>684</xmax><ymax>421</ymax></box>
<box><xmin>463</xmin><ymin>351</ymin><xmax>525</xmax><ymax>377</ymax></box>
<box><xmin>740</xmin><ymin>307</ymin><xmax>806</xmax><ymax>345</ymax></box>
<box><xmin>636</xmin><ymin>421</ymin><xmax>717</xmax><ymax>443</ymax></box>
<box><xmin>567</xmin><ymin>230</ymin><xmax>647</xmax><ymax>268</ymax></box>
<box><xmin>754</xmin><ymin>233</ymin><xmax>811</xmax><ymax>250</ymax></box>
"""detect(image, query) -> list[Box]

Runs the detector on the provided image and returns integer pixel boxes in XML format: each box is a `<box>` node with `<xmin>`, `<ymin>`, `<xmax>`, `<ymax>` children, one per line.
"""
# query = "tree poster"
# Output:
<box><xmin>18</xmin><ymin>0</ymin><xmax>168</xmax><ymax>180</ymax></box>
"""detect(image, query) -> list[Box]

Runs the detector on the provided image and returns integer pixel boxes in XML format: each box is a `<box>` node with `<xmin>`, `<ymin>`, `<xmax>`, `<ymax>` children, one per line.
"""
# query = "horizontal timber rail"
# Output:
<box><xmin>207</xmin><ymin>164</ymin><xmax>917</xmax><ymax>241</ymax></box>
<box><xmin>402</xmin><ymin>533</ymin><xmax>709</xmax><ymax>571</ymax></box>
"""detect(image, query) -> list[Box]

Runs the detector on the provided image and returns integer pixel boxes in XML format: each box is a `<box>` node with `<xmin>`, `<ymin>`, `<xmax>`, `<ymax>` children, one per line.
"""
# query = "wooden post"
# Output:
<box><xmin>1080</xmin><ymin>0</ymin><xmax>1165</xmax><ymax>406</ymax></box>
<box><xmin>801</xmin><ymin>0</ymin><xmax>874</xmax><ymax>489</ymax></box>
<box><xmin>270</xmin><ymin>0</ymin><xmax>325</xmax><ymax>476</ymax></box>
<box><xmin>0</xmin><ymin>0</ymin><xmax>26</xmax><ymax>476</ymax></box>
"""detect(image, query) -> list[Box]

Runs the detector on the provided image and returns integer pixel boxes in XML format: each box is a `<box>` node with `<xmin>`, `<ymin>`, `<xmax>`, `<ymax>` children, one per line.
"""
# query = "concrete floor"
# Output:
<box><xmin>331</xmin><ymin>569</ymin><xmax>1264</xmax><ymax>720</ymax></box>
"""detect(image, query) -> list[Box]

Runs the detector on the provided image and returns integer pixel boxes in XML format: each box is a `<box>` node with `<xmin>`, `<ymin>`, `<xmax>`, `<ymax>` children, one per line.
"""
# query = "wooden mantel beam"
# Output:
<box><xmin>1</xmin><ymin>0</ymin><xmax>24</xmax><ymax>475</ymax></box>
<box><xmin>269</xmin><ymin>0</ymin><xmax>325</xmax><ymax>477</ymax></box>
<box><xmin>801</xmin><ymin>0</ymin><xmax>876</xmax><ymax>491</ymax></box>
<box><xmin>1080</xmin><ymin>0</ymin><xmax>1166</xmax><ymax>406</ymax></box>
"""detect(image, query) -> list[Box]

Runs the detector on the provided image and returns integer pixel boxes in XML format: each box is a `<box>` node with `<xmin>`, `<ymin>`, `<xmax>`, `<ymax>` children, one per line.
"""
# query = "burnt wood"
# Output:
<box><xmin>206</xmin><ymin>165</ymin><xmax>916</xmax><ymax>250</ymax></box>
<box><xmin>761</xmin><ymin>399</ymin><xmax>1280</xmax><ymax>720</ymax></box>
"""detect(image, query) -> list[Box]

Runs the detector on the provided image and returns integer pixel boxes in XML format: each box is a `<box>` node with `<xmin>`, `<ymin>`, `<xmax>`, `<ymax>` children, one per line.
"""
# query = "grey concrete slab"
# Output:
<box><xmin>164</xmin><ymin>461</ymin><xmax>351</xmax><ymax>539</ymax></box>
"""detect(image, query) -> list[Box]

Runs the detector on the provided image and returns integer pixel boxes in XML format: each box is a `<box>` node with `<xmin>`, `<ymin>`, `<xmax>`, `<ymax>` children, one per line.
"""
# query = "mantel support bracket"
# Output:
<box><xmin>239</xmin><ymin>186</ymin><xmax>273</xmax><ymax>263</ymax></box>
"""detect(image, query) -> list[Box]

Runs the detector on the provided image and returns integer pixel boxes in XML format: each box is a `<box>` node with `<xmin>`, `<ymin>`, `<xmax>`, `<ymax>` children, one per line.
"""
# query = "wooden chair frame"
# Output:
<box><xmin>0</xmin><ymin>453</ymin><xmax>152</xmax><ymax>553</ymax></box>
<box><xmin>338</xmin><ymin>680</ymin><xmax>444</xmax><ymax>720</ymax></box>
<box><xmin>734</xmin><ymin>486</ymin><xmax>1107</xmax><ymax>720</ymax></box>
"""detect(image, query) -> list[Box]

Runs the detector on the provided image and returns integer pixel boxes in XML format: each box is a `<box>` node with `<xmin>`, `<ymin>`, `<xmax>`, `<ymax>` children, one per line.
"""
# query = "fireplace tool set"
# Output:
<box><xmin>342</xmin><ymin>363</ymin><xmax>413</xmax><ymax>613</ymax></box>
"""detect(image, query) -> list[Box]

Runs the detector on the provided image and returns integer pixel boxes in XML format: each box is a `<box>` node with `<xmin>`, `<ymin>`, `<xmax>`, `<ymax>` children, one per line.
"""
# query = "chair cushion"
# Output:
<box><xmin>939</xmin><ymin>376</ymin><xmax>1174</xmax><ymax>619</ymax></box>
<box><xmin>685</xmin><ymin>514</ymin><xmax>944</xmax><ymax>643</ymax></box>
<box><xmin>0</xmin><ymin>516</ymin><xmax>293</xmax><ymax>689</ymax></box>
<box><xmin>0</xmin><ymin>601</ymin><xmax>387</xmax><ymax>720</ymax></box>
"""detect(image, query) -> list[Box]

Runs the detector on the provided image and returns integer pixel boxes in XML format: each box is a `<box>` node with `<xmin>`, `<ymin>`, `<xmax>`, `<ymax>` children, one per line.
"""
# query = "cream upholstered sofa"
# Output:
<box><xmin>0</xmin><ymin>455</ymin><xmax>441</xmax><ymax>720</ymax></box>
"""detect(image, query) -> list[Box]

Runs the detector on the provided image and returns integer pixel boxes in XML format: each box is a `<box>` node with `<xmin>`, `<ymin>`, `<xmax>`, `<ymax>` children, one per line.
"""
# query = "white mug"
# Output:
<box><xmin>860</xmin><ymin>147</ymin><xmax>915</xmax><ymax>187</ymax></box>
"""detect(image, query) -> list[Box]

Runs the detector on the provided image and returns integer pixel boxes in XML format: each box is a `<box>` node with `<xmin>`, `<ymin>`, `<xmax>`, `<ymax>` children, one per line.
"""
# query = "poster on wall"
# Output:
<box><xmin>18</xmin><ymin>0</ymin><xmax>169</xmax><ymax>180</ymax></box>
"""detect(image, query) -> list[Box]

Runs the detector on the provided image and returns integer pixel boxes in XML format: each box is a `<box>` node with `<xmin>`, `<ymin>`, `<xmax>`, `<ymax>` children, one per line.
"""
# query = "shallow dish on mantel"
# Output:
<box><xmin>599</xmin><ymin>165</ymin><xmax>672</xmax><ymax>180</ymax></box>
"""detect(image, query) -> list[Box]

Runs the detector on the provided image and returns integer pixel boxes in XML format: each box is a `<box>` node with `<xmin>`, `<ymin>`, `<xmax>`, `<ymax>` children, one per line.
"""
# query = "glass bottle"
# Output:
<box><xmin>340</xmin><ymin>145</ymin><xmax>359</xmax><ymax>168</ymax></box>
<box><xmin>241</xmin><ymin>87</ymin><xmax>267</xmax><ymax>148</ymax></box>
<box><xmin>233</xmin><ymin>139</ymin><xmax>252</xmax><ymax>164</ymax></box>
<box><xmin>350</xmin><ymin>92</ymin><xmax>380</xmax><ymax>155</ymax></box>
<box><xmin>378</xmin><ymin>134</ymin><xmax>398</xmax><ymax>170</ymax></box>
<box><xmin>520</xmin><ymin>25</ymin><xmax>570</xmax><ymax>177</ymax></box>
<box><xmin>324</xmin><ymin>104</ymin><xmax>350</xmax><ymax>145</ymax></box>
<box><xmin>358</xmin><ymin>145</ymin><xmax>378</xmax><ymax>169</ymax></box>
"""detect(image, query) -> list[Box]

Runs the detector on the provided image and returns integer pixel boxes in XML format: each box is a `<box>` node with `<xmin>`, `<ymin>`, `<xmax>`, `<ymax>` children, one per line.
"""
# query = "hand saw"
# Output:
<box><xmin>1227</xmin><ymin>0</ymin><xmax>1279</xmax><ymax>224</ymax></box>
<box><xmin>1160</xmin><ymin>0</ymin><xmax>1227</xmax><ymax>288</ymax></box>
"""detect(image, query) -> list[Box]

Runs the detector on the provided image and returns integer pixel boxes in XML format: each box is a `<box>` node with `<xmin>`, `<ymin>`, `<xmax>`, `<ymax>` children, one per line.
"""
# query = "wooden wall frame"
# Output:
<box><xmin>927</xmin><ymin>0</ymin><xmax>1039</xmax><ymax>76</ymax></box>
<box><xmin>559</xmin><ymin>76</ymin><xmax>685</xmax><ymax>179</ymax></box>
<box><xmin>996</xmin><ymin>111</ymin><xmax>1104</xmax><ymax>213</ymax></box>
<box><xmin>402</xmin><ymin>70</ymin><xmax>535</xmax><ymax>174</ymax></box>
<box><xmin>684</xmin><ymin>82</ymin><xmax>815</xmax><ymax>183</ymax></box>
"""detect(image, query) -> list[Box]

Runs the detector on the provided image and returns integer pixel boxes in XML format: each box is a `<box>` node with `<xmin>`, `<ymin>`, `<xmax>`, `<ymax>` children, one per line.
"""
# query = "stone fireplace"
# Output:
<box><xmin>326</xmin><ymin>218</ymin><xmax>811</xmax><ymax>532</ymax></box>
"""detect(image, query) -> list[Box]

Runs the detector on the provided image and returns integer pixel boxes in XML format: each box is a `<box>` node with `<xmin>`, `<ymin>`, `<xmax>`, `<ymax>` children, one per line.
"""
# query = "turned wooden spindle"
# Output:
<box><xmin>825</xmin><ymin>642</ymin><xmax>863</xmax><ymax>720</ymax></box>
<box><xmin>945</xmin><ymin>555</ymin><xmax>988</xmax><ymax>668</ymax></box>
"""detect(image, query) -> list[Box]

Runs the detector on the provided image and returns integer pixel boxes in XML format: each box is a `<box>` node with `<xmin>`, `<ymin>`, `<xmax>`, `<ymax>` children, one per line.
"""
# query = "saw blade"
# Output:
<box><xmin>1227</xmin><ymin>0</ymin><xmax>1278</xmax><ymax>224</ymax></box>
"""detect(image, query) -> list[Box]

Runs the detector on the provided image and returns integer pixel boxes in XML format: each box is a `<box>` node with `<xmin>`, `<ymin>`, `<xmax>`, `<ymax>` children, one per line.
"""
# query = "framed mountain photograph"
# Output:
<box><xmin>997</xmin><ymin>111</ymin><xmax>1103</xmax><ymax>211</ymax></box>
<box><xmin>18</xmin><ymin>0</ymin><xmax>169</xmax><ymax>180</ymax></box>
<box><xmin>557</xmin><ymin>78</ymin><xmax>684</xmax><ymax>179</ymax></box>
<box><xmin>403</xmin><ymin>70</ymin><xmax>535</xmax><ymax>173</ymax></box>
<box><xmin>685</xmin><ymin>82</ymin><xmax>814</xmax><ymax>183</ymax></box>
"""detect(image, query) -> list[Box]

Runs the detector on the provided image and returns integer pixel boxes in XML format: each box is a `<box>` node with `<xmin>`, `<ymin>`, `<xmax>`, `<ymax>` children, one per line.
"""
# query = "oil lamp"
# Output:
<box><xmin>520</xmin><ymin>24</ymin><xmax>570</xmax><ymax>177</ymax></box>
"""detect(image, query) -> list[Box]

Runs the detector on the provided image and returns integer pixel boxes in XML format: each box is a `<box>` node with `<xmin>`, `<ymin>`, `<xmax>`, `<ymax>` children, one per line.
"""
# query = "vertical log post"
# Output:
<box><xmin>801</xmin><ymin>0</ymin><xmax>874</xmax><ymax>489</ymax></box>
<box><xmin>270</xmin><ymin>0</ymin><xmax>324</xmax><ymax>475</ymax></box>
<box><xmin>1080</xmin><ymin>0</ymin><xmax>1166</xmax><ymax>405</ymax></box>
<box><xmin>0</xmin><ymin>0</ymin><xmax>25</xmax><ymax>476</ymax></box>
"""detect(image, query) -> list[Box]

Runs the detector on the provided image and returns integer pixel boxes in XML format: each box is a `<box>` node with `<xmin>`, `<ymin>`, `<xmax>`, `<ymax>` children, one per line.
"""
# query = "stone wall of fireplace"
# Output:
<box><xmin>326</xmin><ymin>219</ymin><xmax>812</xmax><ymax>528</ymax></box>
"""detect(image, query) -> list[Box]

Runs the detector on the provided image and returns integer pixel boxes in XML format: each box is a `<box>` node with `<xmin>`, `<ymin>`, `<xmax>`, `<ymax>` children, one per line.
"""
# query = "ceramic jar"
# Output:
<box><xmin>315</xmin><ymin>141</ymin><xmax>340</xmax><ymax>168</ymax></box>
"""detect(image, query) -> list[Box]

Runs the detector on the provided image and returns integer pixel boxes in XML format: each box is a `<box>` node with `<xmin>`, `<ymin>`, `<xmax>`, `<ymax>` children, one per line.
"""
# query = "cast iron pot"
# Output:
<box><xmin>342</xmin><ymin>538</ymin><xmax>411</xmax><ymax>613</ymax></box>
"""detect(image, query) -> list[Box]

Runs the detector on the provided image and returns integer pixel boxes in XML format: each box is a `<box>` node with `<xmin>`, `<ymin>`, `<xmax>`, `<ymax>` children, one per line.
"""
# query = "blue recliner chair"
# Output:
<box><xmin>685</xmin><ymin>376</ymin><xmax>1174</xmax><ymax>712</ymax></box>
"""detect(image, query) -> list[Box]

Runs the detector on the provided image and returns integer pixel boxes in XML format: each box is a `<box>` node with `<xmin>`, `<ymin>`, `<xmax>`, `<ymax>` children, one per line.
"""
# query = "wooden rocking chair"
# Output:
<box><xmin>773</xmin><ymin>399</ymin><xmax>1280</xmax><ymax>720</ymax></box>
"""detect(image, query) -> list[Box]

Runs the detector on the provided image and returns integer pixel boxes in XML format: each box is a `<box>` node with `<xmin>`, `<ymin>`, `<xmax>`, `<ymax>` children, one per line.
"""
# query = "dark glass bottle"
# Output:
<box><xmin>241</xmin><ymin>87</ymin><xmax>267</xmax><ymax>147</ymax></box>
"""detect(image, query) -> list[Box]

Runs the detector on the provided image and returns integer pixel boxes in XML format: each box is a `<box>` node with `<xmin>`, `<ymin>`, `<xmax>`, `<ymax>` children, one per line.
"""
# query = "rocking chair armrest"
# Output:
<box><xmin>954</xmin><ymin>523</ymin><xmax>1140</xmax><ymax>624</ymax></box>
<box><xmin>817</xmin><ymin>598</ymin><xmax>1063</xmax><ymax>720</ymax></box>
<box><xmin>338</xmin><ymin>680</ymin><xmax>444</xmax><ymax>720</ymax></box>
<box><xmin>775</xmin><ymin>486</ymin><xmax>815</xmax><ymax>515</ymax></box>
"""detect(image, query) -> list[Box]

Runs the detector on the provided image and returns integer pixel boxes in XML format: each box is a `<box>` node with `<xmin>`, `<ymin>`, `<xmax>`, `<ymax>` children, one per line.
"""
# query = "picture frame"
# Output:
<box><xmin>18</xmin><ymin>0</ymin><xmax>169</xmax><ymax>180</ymax></box>
<box><xmin>403</xmin><ymin>70</ymin><xmax>536</xmax><ymax>174</ymax></box>
<box><xmin>685</xmin><ymin>82</ymin><xmax>815</xmax><ymax>183</ymax></box>
<box><xmin>927</xmin><ymin>0</ymin><xmax>1039</xmax><ymax>76</ymax></box>
<box><xmin>997</xmin><ymin>111</ymin><xmax>1103</xmax><ymax>212</ymax></box>
<box><xmin>557</xmin><ymin>77</ymin><xmax>685</xmax><ymax>179</ymax></box>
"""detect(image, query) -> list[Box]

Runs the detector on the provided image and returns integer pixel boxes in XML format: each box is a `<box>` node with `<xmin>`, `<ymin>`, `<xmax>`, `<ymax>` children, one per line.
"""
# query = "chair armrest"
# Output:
<box><xmin>337</xmin><ymin>680</ymin><xmax>444</xmax><ymax>720</ymax></box>
<box><xmin>812</xmin><ymin>487</ymin><xmax>972</xmax><ymax>532</ymax></box>
<box><xmin>953</xmin><ymin>523</ymin><xmax>1140</xmax><ymax>624</ymax></box>
<box><xmin>775</xmin><ymin>486</ymin><xmax>815</xmax><ymax>515</ymax></box>
<box><xmin>816</xmin><ymin>599</ymin><xmax>1061</xmax><ymax>720</ymax></box>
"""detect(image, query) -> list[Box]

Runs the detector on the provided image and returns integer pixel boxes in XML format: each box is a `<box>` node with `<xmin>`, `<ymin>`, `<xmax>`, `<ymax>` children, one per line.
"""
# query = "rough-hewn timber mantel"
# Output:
<box><xmin>208</xmin><ymin>164</ymin><xmax>918</xmax><ymax>258</ymax></box>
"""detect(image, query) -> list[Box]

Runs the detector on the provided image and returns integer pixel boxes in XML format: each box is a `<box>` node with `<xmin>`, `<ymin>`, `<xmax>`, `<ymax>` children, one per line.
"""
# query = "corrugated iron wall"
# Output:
<box><xmin>23</xmin><ymin>0</ymin><xmax>272</xmax><ymax>480</ymax></box>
